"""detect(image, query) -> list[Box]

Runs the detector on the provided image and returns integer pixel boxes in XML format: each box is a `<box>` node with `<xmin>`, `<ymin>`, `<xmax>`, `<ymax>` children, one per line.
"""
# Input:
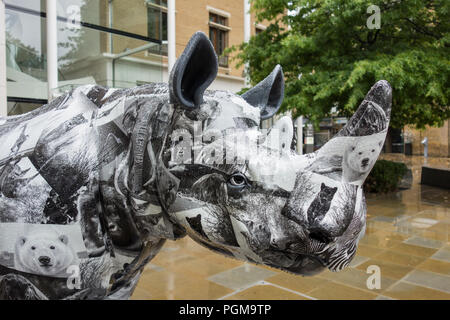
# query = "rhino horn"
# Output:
<box><xmin>307</xmin><ymin>80</ymin><xmax>392</xmax><ymax>185</ymax></box>
<box><xmin>336</xmin><ymin>80</ymin><xmax>392</xmax><ymax>137</ymax></box>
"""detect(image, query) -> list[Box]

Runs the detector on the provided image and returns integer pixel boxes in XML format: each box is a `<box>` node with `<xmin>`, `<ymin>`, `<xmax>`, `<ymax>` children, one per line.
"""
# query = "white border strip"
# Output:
<box><xmin>0</xmin><ymin>0</ymin><xmax>6</xmax><ymax>116</ymax></box>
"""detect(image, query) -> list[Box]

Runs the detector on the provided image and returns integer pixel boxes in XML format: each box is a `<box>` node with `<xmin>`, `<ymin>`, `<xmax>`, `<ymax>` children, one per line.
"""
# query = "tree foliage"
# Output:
<box><xmin>230</xmin><ymin>0</ymin><xmax>449</xmax><ymax>128</ymax></box>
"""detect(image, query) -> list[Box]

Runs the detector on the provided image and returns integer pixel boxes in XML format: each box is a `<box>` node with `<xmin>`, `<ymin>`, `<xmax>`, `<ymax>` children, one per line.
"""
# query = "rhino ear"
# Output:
<box><xmin>242</xmin><ymin>65</ymin><xmax>284</xmax><ymax>120</ymax></box>
<box><xmin>169</xmin><ymin>32</ymin><xmax>218</xmax><ymax>109</ymax></box>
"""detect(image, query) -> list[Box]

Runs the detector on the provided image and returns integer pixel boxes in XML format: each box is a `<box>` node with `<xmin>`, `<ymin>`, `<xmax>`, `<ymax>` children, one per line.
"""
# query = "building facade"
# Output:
<box><xmin>404</xmin><ymin>123</ymin><xmax>450</xmax><ymax>158</ymax></box>
<box><xmin>1</xmin><ymin>0</ymin><xmax>267</xmax><ymax>116</ymax></box>
<box><xmin>2</xmin><ymin>1</ymin><xmax>447</xmax><ymax>157</ymax></box>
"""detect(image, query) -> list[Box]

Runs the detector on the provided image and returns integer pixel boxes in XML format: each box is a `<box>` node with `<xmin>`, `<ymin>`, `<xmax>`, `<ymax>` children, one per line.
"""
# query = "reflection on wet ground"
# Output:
<box><xmin>133</xmin><ymin>154</ymin><xmax>449</xmax><ymax>300</ymax></box>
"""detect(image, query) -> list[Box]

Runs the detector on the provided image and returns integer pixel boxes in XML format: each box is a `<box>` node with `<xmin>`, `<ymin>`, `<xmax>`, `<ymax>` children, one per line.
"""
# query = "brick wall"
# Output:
<box><xmin>404</xmin><ymin>120</ymin><xmax>450</xmax><ymax>157</ymax></box>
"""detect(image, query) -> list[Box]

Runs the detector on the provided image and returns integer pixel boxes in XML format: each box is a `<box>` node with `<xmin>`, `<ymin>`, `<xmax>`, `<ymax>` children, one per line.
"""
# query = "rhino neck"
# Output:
<box><xmin>98</xmin><ymin>90</ymin><xmax>187</xmax><ymax>244</ymax></box>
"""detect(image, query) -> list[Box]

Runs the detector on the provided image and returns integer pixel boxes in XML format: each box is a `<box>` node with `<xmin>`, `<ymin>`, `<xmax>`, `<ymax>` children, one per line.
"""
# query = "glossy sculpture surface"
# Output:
<box><xmin>0</xmin><ymin>32</ymin><xmax>392</xmax><ymax>299</ymax></box>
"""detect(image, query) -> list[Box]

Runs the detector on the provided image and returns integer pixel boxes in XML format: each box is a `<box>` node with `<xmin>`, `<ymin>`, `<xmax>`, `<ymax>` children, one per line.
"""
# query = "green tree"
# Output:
<box><xmin>230</xmin><ymin>0</ymin><xmax>449</xmax><ymax>128</ymax></box>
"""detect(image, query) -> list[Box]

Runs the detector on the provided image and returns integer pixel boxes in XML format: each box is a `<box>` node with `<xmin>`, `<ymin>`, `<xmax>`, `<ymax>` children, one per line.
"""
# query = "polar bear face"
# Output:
<box><xmin>15</xmin><ymin>232</ymin><xmax>76</xmax><ymax>277</ymax></box>
<box><xmin>344</xmin><ymin>137</ymin><xmax>383</xmax><ymax>177</ymax></box>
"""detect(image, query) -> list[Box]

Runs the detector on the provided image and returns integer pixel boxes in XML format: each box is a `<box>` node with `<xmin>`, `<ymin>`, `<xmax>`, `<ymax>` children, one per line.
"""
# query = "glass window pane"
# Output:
<box><xmin>4</xmin><ymin>0</ymin><xmax>165</xmax><ymax>115</ymax></box>
<box><xmin>5</xmin><ymin>8</ymin><xmax>47</xmax><ymax>102</ymax></box>
<box><xmin>162</xmin><ymin>12</ymin><xmax>168</xmax><ymax>40</ymax></box>
<box><xmin>147</xmin><ymin>0</ymin><xmax>167</xmax><ymax>7</ymax></box>
<box><xmin>57</xmin><ymin>21</ymin><xmax>163</xmax><ymax>91</ymax></box>
<box><xmin>147</xmin><ymin>7</ymin><xmax>160</xmax><ymax>40</ymax></box>
<box><xmin>7</xmin><ymin>101</ymin><xmax>42</xmax><ymax>116</ymax></box>
<box><xmin>4</xmin><ymin>0</ymin><xmax>44</xmax><ymax>12</ymax></box>
<box><xmin>5</xmin><ymin>2</ymin><xmax>164</xmax><ymax>100</ymax></box>
<box><xmin>6</xmin><ymin>0</ymin><xmax>160</xmax><ymax>39</ymax></box>
<box><xmin>147</xmin><ymin>7</ymin><xmax>167</xmax><ymax>42</ymax></box>
<box><xmin>209</xmin><ymin>28</ymin><xmax>216</xmax><ymax>52</ymax></box>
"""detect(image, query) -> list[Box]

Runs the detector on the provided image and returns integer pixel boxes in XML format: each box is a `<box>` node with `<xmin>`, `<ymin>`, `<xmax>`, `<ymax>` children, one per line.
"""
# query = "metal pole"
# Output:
<box><xmin>0</xmin><ymin>0</ymin><xmax>7</xmax><ymax>116</ymax></box>
<box><xmin>46</xmin><ymin>0</ymin><xmax>58</xmax><ymax>101</ymax></box>
<box><xmin>167</xmin><ymin>0</ymin><xmax>176</xmax><ymax>73</ymax></box>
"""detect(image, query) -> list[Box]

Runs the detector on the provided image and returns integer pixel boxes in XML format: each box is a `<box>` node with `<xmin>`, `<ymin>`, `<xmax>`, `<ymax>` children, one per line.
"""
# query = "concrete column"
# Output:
<box><xmin>0</xmin><ymin>0</ymin><xmax>7</xmax><ymax>116</ymax></box>
<box><xmin>243</xmin><ymin>0</ymin><xmax>251</xmax><ymax>86</ymax></box>
<box><xmin>296</xmin><ymin>116</ymin><xmax>303</xmax><ymax>155</ymax></box>
<box><xmin>244</xmin><ymin>0</ymin><xmax>251</xmax><ymax>42</ymax></box>
<box><xmin>305</xmin><ymin>123</ymin><xmax>314</xmax><ymax>153</ymax></box>
<box><xmin>46</xmin><ymin>0</ymin><xmax>58</xmax><ymax>101</ymax></box>
<box><xmin>167</xmin><ymin>0</ymin><xmax>176</xmax><ymax>73</ymax></box>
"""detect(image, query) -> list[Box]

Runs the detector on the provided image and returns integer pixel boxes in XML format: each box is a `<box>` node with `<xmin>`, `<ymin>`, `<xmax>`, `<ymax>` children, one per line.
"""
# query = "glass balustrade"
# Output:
<box><xmin>4</xmin><ymin>0</ymin><xmax>165</xmax><ymax>115</ymax></box>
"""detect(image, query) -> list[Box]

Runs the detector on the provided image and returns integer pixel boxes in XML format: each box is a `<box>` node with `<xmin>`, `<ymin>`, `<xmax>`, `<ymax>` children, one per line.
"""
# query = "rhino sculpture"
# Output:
<box><xmin>0</xmin><ymin>32</ymin><xmax>392</xmax><ymax>300</ymax></box>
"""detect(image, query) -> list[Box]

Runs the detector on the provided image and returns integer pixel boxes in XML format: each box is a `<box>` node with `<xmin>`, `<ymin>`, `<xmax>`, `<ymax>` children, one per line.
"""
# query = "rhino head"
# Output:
<box><xmin>154</xmin><ymin>32</ymin><xmax>392</xmax><ymax>275</ymax></box>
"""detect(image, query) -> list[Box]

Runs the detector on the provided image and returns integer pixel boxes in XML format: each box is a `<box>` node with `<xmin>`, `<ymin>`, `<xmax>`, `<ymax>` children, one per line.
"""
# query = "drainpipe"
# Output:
<box><xmin>167</xmin><ymin>0</ymin><xmax>176</xmax><ymax>73</ymax></box>
<box><xmin>108</xmin><ymin>0</ymin><xmax>113</xmax><ymax>54</ymax></box>
<box><xmin>0</xmin><ymin>0</ymin><xmax>7</xmax><ymax>116</ymax></box>
<box><xmin>46</xmin><ymin>0</ymin><xmax>58</xmax><ymax>101</ymax></box>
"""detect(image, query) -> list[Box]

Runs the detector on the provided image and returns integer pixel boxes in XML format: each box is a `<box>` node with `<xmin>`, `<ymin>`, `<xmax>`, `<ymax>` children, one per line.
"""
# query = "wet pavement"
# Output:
<box><xmin>133</xmin><ymin>154</ymin><xmax>449</xmax><ymax>300</ymax></box>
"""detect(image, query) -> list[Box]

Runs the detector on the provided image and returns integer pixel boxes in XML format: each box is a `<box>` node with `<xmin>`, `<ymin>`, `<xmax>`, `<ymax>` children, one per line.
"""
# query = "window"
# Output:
<box><xmin>147</xmin><ymin>0</ymin><xmax>167</xmax><ymax>5</ymax></box>
<box><xmin>209</xmin><ymin>13</ymin><xmax>229</xmax><ymax>67</ymax></box>
<box><xmin>147</xmin><ymin>0</ymin><xmax>168</xmax><ymax>55</ymax></box>
<box><xmin>209</xmin><ymin>13</ymin><xmax>227</xmax><ymax>26</ymax></box>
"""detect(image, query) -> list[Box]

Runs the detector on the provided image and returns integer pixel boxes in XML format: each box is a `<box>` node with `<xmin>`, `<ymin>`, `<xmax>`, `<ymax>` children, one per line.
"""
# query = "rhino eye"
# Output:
<box><xmin>31</xmin><ymin>246</ymin><xmax>36</xmax><ymax>250</ymax></box>
<box><xmin>228</xmin><ymin>173</ymin><xmax>248</xmax><ymax>187</ymax></box>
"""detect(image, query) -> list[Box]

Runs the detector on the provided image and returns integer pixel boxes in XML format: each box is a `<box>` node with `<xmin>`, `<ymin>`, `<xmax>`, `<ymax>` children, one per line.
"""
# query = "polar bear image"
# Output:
<box><xmin>14</xmin><ymin>230</ymin><xmax>78</xmax><ymax>278</ymax></box>
<box><xmin>342</xmin><ymin>135</ymin><xmax>384</xmax><ymax>183</ymax></box>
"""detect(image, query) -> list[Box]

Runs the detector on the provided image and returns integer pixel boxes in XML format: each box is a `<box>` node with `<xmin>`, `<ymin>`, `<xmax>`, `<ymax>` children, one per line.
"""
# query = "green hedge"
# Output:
<box><xmin>364</xmin><ymin>160</ymin><xmax>408</xmax><ymax>193</ymax></box>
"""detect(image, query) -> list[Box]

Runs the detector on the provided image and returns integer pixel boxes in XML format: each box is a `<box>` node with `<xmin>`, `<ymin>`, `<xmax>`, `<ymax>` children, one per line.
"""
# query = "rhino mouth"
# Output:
<box><xmin>38</xmin><ymin>262</ymin><xmax>54</xmax><ymax>268</ymax></box>
<box><xmin>265</xmin><ymin>250</ymin><xmax>327</xmax><ymax>275</ymax></box>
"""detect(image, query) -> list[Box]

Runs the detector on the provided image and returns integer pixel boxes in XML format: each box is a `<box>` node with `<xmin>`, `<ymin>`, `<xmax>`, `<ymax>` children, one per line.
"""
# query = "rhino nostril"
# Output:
<box><xmin>309</xmin><ymin>230</ymin><xmax>332</xmax><ymax>244</ymax></box>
